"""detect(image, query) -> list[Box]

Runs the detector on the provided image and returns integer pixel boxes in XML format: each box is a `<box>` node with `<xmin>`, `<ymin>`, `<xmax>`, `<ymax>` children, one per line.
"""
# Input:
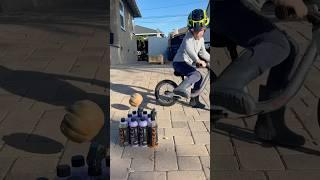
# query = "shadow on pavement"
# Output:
<box><xmin>213</xmin><ymin>121</ymin><xmax>320</xmax><ymax>156</ymax></box>
<box><xmin>0</xmin><ymin>65</ymin><xmax>107</xmax><ymax>110</ymax></box>
<box><xmin>2</xmin><ymin>133</ymin><xmax>64</xmax><ymax>154</ymax></box>
<box><xmin>111</xmin><ymin>103</ymin><xmax>130</xmax><ymax>111</ymax></box>
<box><xmin>110</xmin><ymin>82</ymin><xmax>157</xmax><ymax>110</ymax></box>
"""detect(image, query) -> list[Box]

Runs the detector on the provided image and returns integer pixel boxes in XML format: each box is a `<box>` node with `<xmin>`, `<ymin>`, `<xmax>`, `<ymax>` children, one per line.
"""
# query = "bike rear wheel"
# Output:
<box><xmin>155</xmin><ymin>80</ymin><xmax>178</xmax><ymax>106</ymax></box>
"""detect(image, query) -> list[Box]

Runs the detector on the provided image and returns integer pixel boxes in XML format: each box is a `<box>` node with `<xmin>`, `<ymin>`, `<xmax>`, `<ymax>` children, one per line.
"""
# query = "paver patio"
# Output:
<box><xmin>110</xmin><ymin>63</ymin><xmax>211</xmax><ymax>180</ymax></box>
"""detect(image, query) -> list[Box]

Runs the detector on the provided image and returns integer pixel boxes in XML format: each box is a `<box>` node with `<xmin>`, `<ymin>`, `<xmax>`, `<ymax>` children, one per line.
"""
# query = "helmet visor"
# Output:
<box><xmin>192</xmin><ymin>21</ymin><xmax>206</xmax><ymax>32</ymax></box>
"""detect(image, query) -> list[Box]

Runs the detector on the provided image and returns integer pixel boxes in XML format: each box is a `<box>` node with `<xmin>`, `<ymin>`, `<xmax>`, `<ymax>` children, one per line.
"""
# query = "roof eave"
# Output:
<box><xmin>127</xmin><ymin>0</ymin><xmax>142</xmax><ymax>18</ymax></box>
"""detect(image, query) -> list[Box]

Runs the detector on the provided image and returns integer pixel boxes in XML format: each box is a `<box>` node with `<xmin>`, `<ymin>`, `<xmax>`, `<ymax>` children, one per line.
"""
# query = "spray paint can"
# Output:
<box><xmin>129</xmin><ymin>117</ymin><xmax>139</xmax><ymax>147</ymax></box>
<box><xmin>142</xmin><ymin>111</ymin><xmax>148</xmax><ymax>120</ymax></box>
<box><xmin>127</xmin><ymin>114</ymin><xmax>132</xmax><ymax>144</ymax></box>
<box><xmin>119</xmin><ymin>118</ymin><xmax>129</xmax><ymax>146</ymax></box>
<box><xmin>56</xmin><ymin>164</ymin><xmax>71</xmax><ymax>180</ymax></box>
<box><xmin>132</xmin><ymin>111</ymin><xmax>138</xmax><ymax>118</ymax></box>
<box><xmin>127</xmin><ymin>114</ymin><xmax>132</xmax><ymax>122</ymax></box>
<box><xmin>71</xmin><ymin>155</ymin><xmax>87</xmax><ymax>180</ymax></box>
<box><xmin>147</xmin><ymin>115</ymin><xmax>158</xmax><ymax>147</ymax></box>
<box><xmin>138</xmin><ymin>118</ymin><xmax>148</xmax><ymax>147</ymax></box>
<box><xmin>138</xmin><ymin>107</ymin><xmax>144</xmax><ymax>117</ymax></box>
<box><xmin>147</xmin><ymin>114</ymin><xmax>152</xmax><ymax>123</ymax></box>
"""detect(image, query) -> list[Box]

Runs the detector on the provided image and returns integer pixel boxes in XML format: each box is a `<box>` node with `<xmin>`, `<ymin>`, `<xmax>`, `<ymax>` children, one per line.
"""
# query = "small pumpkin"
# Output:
<box><xmin>60</xmin><ymin>100</ymin><xmax>104</xmax><ymax>143</ymax></box>
<box><xmin>129</xmin><ymin>93</ymin><xmax>143</xmax><ymax>107</ymax></box>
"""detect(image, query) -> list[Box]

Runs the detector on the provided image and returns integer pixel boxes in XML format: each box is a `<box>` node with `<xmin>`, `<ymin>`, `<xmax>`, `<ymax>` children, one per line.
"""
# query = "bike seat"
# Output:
<box><xmin>174</xmin><ymin>71</ymin><xmax>184</xmax><ymax>77</ymax></box>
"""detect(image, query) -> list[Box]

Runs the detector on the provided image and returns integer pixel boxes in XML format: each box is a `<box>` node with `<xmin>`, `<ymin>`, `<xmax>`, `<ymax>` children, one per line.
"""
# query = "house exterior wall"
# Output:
<box><xmin>0</xmin><ymin>0</ymin><xmax>103</xmax><ymax>12</ymax></box>
<box><xmin>110</xmin><ymin>0</ymin><xmax>138</xmax><ymax>65</ymax></box>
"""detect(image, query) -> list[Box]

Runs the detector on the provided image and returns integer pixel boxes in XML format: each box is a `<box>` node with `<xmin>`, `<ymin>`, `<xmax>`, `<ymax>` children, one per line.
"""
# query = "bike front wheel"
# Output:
<box><xmin>155</xmin><ymin>80</ymin><xmax>178</xmax><ymax>106</ymax></box>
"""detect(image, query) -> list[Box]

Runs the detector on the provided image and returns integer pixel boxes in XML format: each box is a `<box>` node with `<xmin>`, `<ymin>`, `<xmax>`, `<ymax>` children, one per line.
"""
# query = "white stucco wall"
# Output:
<box><xmin>148</xmin><ymin>37</ymin><xmax>169</xmax><ymax>60</ymax></box>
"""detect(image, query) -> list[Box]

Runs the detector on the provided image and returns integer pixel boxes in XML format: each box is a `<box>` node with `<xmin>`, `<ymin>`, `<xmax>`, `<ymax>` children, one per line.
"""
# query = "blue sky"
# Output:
<box><xmin>135</xmin><ymin>0</ymin><xmax>209</xmax><ymax>37</ymax></box>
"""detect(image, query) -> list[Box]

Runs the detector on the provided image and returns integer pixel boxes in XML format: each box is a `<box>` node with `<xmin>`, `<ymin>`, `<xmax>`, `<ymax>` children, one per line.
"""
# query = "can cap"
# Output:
<box><xmin>56</xmin><ymin>164</ymin><xmax>71</xmax><ymax>177</ymax></box>
<box><xmin>143</xmin><ymin>111</ymin><xmax>147</xmax><ymax>114</ymax></box>
<box><xmin>120</xmin><ymin>118</ymin><xmax>126</xmax><ymax>122</ymax></box>
<box><xmin>71</xmin><ymin>155</ymin><xmax>85</xmax><ymax>167</ymax></box>
<box><xmin>133</xmin><ymin>111</ymin><xmax>137</xmax><ymax>114</ymax></box>
<box><xmin>128</xmin><ymin>114</ymin><xmax>132</xmax><ymax>118</ymax></box>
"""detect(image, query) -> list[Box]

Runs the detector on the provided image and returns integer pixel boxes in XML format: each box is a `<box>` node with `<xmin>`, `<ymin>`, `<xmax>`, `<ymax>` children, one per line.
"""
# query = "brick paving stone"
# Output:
<box><xmin>110</xmin><ymin>129</ymin><xmax>120</xmax><ymax>146</ymax></box>
<box><xmin>0</xmin><ymin>157</ymin><xmax>15</xmax><ymax>180</ymax></box>
<box><xmin>183</xmin><ymin>106</ymin><xmax>200</xmax><ymax>117</ymax></box>
<box><xmin>157</xmin><ymin>118</ymin><xmax>172</xmax><ymax>128</ymax></box>
<box><xmin>131</xmin><ymin>158</ymin><xmax>154</xmax><ymax>171</ymax></box>
<box><xmin>203</xmin><ymin>121</ymin><xmax>210</xmax><ymax>131</ymax></box>
<box><xmin>177</xmin><ymin>156</ymin><xmax>202</xmax><ymax>170</ymax></box>
<box><xmin>276</xmin><ymin>140</ymin><xmax>320</xmax><ymax>155</ymax></box>
<box><xmin>122</xmin><ymin>146</ymin><xmax>154</xmax><ymax>159</ymax></box>
<box><xmin>212</xmin><ymin>155</ymin><xmax>239</xmax><ymax>170</ymax></box>
<box><xmin>156</xmin><ymin>110</ymin><xmax>171</xmax><ymax>120</ymax></box>
<box><xmin>128</xmin><ymin>172</ymin><xmax>166</xmax><ymax>180</ymax></box>
<box><xmin>168</xmin><ymin>171</ymin><xmax>206</xmax><ymax>180</ymax></box>
<box><xmin>200</xmin><ymin>156</ymin><xmax>210</xmax><ymax>179</ymax></box>
<box><xmin>176</xmin><ymin>145</ymin><xmax>209</xmax><ymax>156</ymax></box>
<box><xmin>188</xmin><ymin>121</ymin><xmax>207</xmax><ymax>132</ymax></box>
<box><xmin>283</xmin><ymin>154</ymin><xmax>320</xmax><ymax>170</ymax></box>
<box><xmin>236</xmin><ymin>146</ymin><xmax>285</xmax><ymax>170</ymax></box>
<box><xmin>171</xmin><ymin>111</ymin><xmax>191</xmax><ymax>122</ymax></box>
<box><xmin>6</xmin><ymin>157</ymin><xmax>58</xmax><ymax>178</ymax></box>
<box><xmin>211</xmin><ymin>129</ymin><xmax>230</xmax><ymax>141</ymax></box>
<box><xmin>110</xmin><ymin>144</ymin><xmax>124</xmax><ymax>159</ymax></box>
<box><xmin>170</xmin><ymin>104</ymin><xmax>184</xmax><ymax>112</ymax></box>
<box><xmin>155</xmin><ymin>135</ymin><xmax>175</xmax><ymax>151</ymax></box>
<box><xmin>165</xmin><ymin>128</ymin><xmax>191</xmax><ymax>137</ymax></box>
<box><xmin>212</xmin><ymin>171</ymin><xmax>267</xmax><ymax>180</ymax></box>
<box><xmin>172</xmin><ymin>121</ymin><xmax>188</xmax><ymax>128</ymax></box>
<box><xmin>59</xmin><ymin>142</ymin><xmax>91</xmax><ymax>164</ymax></box>
<box><xmin>200</xmin><ymin>156</ymin><xmax>210</xmax><ymax>168</ymax></box>
<box><xmin>174</xmin><ymin>136</ymin><xmax>194</xmax><ymax>145</ymax></box>
<box><xmin>206</xmin><ymin>144</ymin><xmax>210</xmax><ymax>154</ymax></box>
<box><xmin>192</xmin><ymin>131</ymin><xmax>210</xmax><ymax>145</ymax></box>
<box><xmin>267</xmin><ymin>170</ymin><xmax>320</xmax><ymax>180</ymax></box>
<box><xmin>29</xmin><ymin>110</ymin><xmax>68</xmax><ymax>144</ymax></box>
<box><xmin>212</xmin><ymin>141</ymin><xmax>234</xmax><ymax>155</ymax></box>
<box><xmin>111</xmin><ymin>158</ymin><xmax>131</xmax><ymax>180</ymax></box>
<box><xmin>193</xmin><ymin>113</ymin><xmax>210</xmax><ymax>121</ymax></box>
<box><xmin>232</xmin><ymin>133</ymin><xmax>264</xmax><ymax>148</ymax></box>
<box><xmin>0</xmin><ymin>109</ymin><xmax>43</xmax><ymax>134</ymax></box>
<box><xmin>155</xmin><ymin>151</ymin><xmax>178</xmax><ymax>171</ymax></box>
<box><xmin>214</xmin><ymin>119</ymin><xmax>246</xmax><ymax>132</ymax></box>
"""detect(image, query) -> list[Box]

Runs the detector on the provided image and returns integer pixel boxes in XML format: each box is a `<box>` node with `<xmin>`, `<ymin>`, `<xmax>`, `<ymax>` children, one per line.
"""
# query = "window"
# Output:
<box><xmin>119</xmin><ymin>0</ymin><xmax>125</xmax><ymax>31</ymax></box>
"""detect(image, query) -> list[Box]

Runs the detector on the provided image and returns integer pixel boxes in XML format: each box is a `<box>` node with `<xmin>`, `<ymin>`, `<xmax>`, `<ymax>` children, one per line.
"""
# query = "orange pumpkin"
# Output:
<box><xmin>60</xmin><ymin>100</ymin><xmax>104</xmax><ymax>143</ymax></box>
<box><xmin>129</xmin><ymin>93</ymin><xmax>143</xmax><ymax>107</ymax></box>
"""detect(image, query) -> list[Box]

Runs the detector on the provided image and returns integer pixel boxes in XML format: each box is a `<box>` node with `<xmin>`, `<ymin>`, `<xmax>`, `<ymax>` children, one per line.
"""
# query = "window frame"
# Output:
<box><xmin>119</xmin><ymin>0</ymin><xmax>125</xmax><ymax>31</ymax></box>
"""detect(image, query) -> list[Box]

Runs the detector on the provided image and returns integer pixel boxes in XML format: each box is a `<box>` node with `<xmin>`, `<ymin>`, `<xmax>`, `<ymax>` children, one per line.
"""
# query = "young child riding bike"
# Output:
<box><xmin>172</xmin><ymin>9</ymin><xmax>210</xmax><ymax>109</ymax></box>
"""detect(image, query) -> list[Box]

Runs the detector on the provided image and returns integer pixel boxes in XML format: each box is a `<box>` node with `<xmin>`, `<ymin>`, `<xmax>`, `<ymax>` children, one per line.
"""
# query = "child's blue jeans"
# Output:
<box><xmin>173</xmin><ymin>62</ymin><xmax>203</xmax><ymax>91</ymax></box>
